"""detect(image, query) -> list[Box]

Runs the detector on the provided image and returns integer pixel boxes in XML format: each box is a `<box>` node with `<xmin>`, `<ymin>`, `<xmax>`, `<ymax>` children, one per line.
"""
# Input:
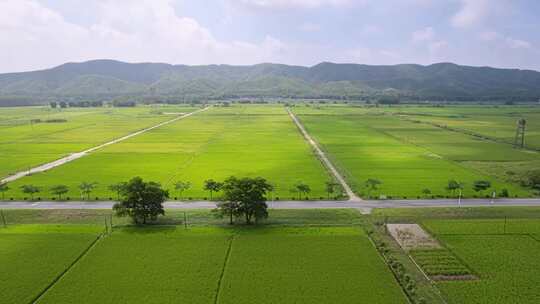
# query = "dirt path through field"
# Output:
<box><xmin>287</xmin><ymin>108</ymin><xmax>361</xmax><ymax>201</ymax></box>
<box><xmin>1</xmin><ymin>106</ymin><xmax>211</xmax><ymax>184</ymax></box>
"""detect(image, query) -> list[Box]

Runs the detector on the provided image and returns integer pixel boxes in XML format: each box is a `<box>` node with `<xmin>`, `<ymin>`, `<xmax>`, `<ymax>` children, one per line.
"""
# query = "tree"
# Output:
<box><xmin>214</xmin><ymin>201</ymin><xmax>240</xmax><ymax>225</ymax></box>
<box><xmin>204</xmin><ymin>179</ymin><xmax>223</xmax><ymax>200</ymax></box>
<box><xmin>174</xmin><ymin>181</ymin><xmax>191</xmax><ymax>200</ymax></box>
<box><xmin>364</xmin><ymin>178</ymin><xmax>382</xmax><ymax>198</ymax></box>
<box><xmin>50</xmin><ymin>185</ymin><xmax>69</xmax><ymax>200</ymax></box>
<box><xmin>446</xmin><ymin>180</ymin><xmax>463</xmax><ymax>197</ymax></box>
<box><xmin>113</xmin><ymin>177</ymin><xmax>169</xmax><ymax>224</ymax></box>
<box><xmin>0</xmin><ymin>183</ymin><xmax>9</xmax><ymax>200</ymax></box>
<box><xmin>215</xmin><ymin>176</ymin><xmax>273</xmax><ymax>225</ymax></box>
<box><xmin>527</xmin><ymin>170</ymin><xmax>540</xmax><ymax>192</ymax></box>
<box><xmin>422</xmin><ymin>188</ymin><xmax>432</xmax><ymax>198</ymax></box>
<box><xmin>79</xmin><ymin>182</ymin><xmax>98</xmax><ymax>200</ymax></box>
<box><xmin>292</xmin><ymin>182</ymin><xmax>311</xmax><ymax>200</ymax></box>
<box><xmin>325</xmin><ymin>181</ymin><xmax>340</xmax><ymax>199</ymax></box>
<box><xmin>473</xmin><ymin>180</ymin><xmax>491</xmax><ymax>195</ymax></box>
<box><xmin>49</xmin><ymin>102</ymin><xmax>57</xmax><ymax>108</ymax></box>
<box><xmin>20</xmin><ymin>185</ymin><xmax>41</xmax><ymax>200</ymax></box>
<box><xmin>108</xmin><ymin>182</ymin><xmax>127</xmax><ymax>201</ymax></box>
<box><xmin>59</xmin><ymin>101</ymin><xmax>68</xmax><ymax>108</ymax></box>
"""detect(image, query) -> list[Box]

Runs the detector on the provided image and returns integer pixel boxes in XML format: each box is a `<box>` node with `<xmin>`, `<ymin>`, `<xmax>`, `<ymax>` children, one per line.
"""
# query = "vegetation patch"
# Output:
<box><xmin>409</xmin><ymin>249</ymin><xmax>475</xmax><ymax>281</ymax></box>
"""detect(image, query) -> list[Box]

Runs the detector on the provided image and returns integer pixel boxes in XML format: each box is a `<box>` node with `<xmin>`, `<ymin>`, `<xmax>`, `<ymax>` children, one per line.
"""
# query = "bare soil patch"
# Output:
<box><xmin>387</xmin><ymin>223</ymin><xmax>441</xmax><ymax>251</ymax></box>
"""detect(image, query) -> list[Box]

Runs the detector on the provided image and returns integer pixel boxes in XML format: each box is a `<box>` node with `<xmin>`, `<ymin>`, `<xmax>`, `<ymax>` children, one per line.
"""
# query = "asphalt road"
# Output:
<box><xmin>2</xmin><ymin>198</ymin><xmax>540</xmax><ymax>214</ymax></box>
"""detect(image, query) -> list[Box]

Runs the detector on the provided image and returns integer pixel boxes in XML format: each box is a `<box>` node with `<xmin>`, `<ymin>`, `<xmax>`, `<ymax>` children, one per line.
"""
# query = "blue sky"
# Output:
<box><xmin>1</xmin><ymin>0</ymin><xmax>539</xmax><ymax>72</ymax></box>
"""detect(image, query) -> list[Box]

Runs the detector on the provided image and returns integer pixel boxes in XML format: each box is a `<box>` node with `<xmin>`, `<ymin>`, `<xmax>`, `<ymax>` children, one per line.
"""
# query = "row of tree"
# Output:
<box><xmin>50</xmin><ymin>101</ymin><xmax>104</xmax><ymax>108</ymax></box>
<box><xmin>0</xmin><ymin>179</ymin><xmax>342</xmax><ymax>201</ymax></box>
<box><xmin>112</xmin><ymin>176</ymin><xmax>274</xmax><ymax>225</ymax></box>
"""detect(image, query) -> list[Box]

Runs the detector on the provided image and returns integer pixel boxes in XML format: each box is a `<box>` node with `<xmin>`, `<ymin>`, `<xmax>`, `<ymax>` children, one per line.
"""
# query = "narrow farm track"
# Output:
<box><xmin>287</xmin><ymin>108</ymin><xmax>361</xmax><ymax>201</ymax></box>
<box><xmin>0</xmin><ymin>106</ymin><xmax>210</xmax><ymax>184</ymax></box>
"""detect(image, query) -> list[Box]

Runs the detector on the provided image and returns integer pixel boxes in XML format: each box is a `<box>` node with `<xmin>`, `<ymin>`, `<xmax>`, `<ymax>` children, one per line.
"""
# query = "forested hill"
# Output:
<box><xmin>1</xmin><ymin>60</ymin><xmax>540</xmax><ymax>105</ymax></box>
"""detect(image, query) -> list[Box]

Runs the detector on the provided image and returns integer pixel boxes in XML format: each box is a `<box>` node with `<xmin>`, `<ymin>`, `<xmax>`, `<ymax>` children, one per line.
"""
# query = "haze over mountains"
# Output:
<box><xmin>1</xmin><ymin>60</ymin><xmax>540</xmax><ymax>105</ymax></box>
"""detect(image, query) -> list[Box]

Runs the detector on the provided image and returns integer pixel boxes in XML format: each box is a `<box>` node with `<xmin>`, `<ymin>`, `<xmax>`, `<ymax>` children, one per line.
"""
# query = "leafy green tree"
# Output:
<box><xmin>174</xmin><ymin>181</ymin><xmax>192</xmax><ymax>200</ymax></box>
<box><xmin>325</xmin><ymin>181</ymin><xmax>340</xmax><ymax>199</ymax></box>
<box><xmin>0</xmin><ymin>183</ymin><xmax>9</xmax><ymax>200</ymax></box>
<box><xmin>204</xmin><ymin>179</ymin><xmax>223</xmax><ymax>200</ymax></box>
<box><xmin>215</xmin><ymin>176</ymin><xmax>273</xmax><ymax>225</ymax></box>
<box><xmin>364</xmin><ymin>178</ymin><xmax>382</xmax><ymax>198</ymax></box>
<box><xmin>292</xmin><ymin>182</ymin><xmax>311</xmax><ymax>200</ymax></box>
<box><xmin>49</xmin><ymin>102</ymin><xmax>57</xmax><ymax>108</ymax></box>
<box><xmin>422</xmin><ymin>188</ymin><xmax>432</xmax><ymax>198</ymax></box>
<box><xmin>108</xmin><ymin>182</ymin><xmax>127</xmax><ymax>201</ymax></box>
<box><xmin>473</xmin><ymin>180</ymin><xmax>491</xmax><ymax>195</ymax></box>
<box><xmin>527</xmin><ymin>170</ymin><xmax>540</xmax><ymax>192</ymax></box>
<box><xmin>113</xmin><ymin>177</ymin><xmax>169</xmax><ymax>224</ymax></box>
<box><xmin>446</xmin><ymin>180</ymin><xmax>463</xmax><ymax>197</ymax></box>
<box><xmin>20</xmin><ymin>185</ymin><xmax>41</xmax><ymax>200</ymax></box>
<box><xmin>213</xmin><ymin>201</ymin><xmax>240</xmax><ymax>225</ymax></box>
<box><xmin>79</xmin><ymin>182</ymin><xmax>98</xmax><ymax>200</ymax></box>
<box><xmin>50</xmin><ymin>185</ymin><xmax>69</xmax><ymax>200</ymax></box>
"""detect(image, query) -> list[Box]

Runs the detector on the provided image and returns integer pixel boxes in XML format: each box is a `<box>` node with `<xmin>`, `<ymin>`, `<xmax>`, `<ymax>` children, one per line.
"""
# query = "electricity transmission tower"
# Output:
<box><xmin>514</xmin><ymin>118</ymin><xmax>526</xmax><ymax>148</ymax></box>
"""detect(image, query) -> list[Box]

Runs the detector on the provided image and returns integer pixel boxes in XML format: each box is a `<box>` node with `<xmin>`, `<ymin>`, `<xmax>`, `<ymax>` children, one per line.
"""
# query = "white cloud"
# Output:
<box><xmin>299</xmin><ymin>22</ymin><xmax>321</xmax><ymax>32</ymax></box>
<box><xmin>362</xmin><ymin>24</ymin><xmax>382</xmax><ymax>35</ymax></box>
<box><xmin>478</xmin><ymin>31</ymin><xmax>531</xmax><ymax>50</ymax></box>
<box><xmin>412</xmin><ymin>27</ymin><xmax>435</xmax><ymax>42</ymax></box>
<box><xmin>235</xmin><ymin>0</ymin><xmax>353</xmax><ymax>10</ymax></box>
<box><xmin>428</xmin><ymin>40</ymin><xmax>448</xmax><ymax>53</ymax></box>
<box><xmin>0</xmin><ymin>0</ymin><xmax>293</xmax><ymax>72</ymax></box>
<box><xmin>506</xmin><ymin>37</ymin><xmax>531</xmax><ymax>49</ymax></box>
<box><xmin>451</xmin><ymin>0</ymin><xmax>489</xmax><ymax>28</ymax></box>
<box><xmin>479</xmin><ymin>31</ymin><xmax>500</xmax><ymax>41</ymax></box>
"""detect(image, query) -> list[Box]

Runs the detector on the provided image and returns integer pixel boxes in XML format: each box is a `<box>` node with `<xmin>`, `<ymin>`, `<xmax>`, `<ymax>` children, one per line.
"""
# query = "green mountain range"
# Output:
<box><xmin>1</xmin><ymin>60</ymin><xmax>540</xmax><ymax>104</ymax></box>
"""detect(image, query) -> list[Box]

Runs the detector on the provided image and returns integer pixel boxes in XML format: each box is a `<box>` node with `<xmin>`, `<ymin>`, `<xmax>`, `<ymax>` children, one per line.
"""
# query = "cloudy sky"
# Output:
<box><xmin>1</xmin><ymin>0</ymin><xmax>539</xmax><ymax>73</ymax></box>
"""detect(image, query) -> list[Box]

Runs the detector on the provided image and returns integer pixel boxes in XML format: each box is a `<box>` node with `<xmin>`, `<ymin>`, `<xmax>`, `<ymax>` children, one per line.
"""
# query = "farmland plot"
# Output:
<box><xmin>37</xmin><ymin>227</ymin><xmax>232</xmax><ymax>304</ymax></box>
<box><xmin>6</xmin><ymin>106</ymin><xmax>332</xmax><ymax>199</ymax></box>
<box><xmin>422</xmin><ymin>219</ymin><xmax>540</xmax><ymax>303</ymax></box>
<box><xmin>296</xmin><ymin>113</ymin><xmax>526</xmax><ymax>198</ymax></box>
<box><xmin>0</xmin><ymin>106</ymin><xmax>195</xmax><ymax>179</ymax></box>
<box><xmin>219</xmin><ymin>227</ymin><xmax>407</xmax><ymax>304</ymax></box>
<box><xmin>0</xmin><ymin>225</ymin><xmax>102</xmax><ymax>304</ymax></box>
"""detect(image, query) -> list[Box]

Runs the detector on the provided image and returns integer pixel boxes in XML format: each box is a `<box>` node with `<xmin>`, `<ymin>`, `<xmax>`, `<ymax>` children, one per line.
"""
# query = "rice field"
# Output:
<box><xmin>0</xmin><ymin>225</ymin><xmax>102</xmax><ymax>304</ymax></box>
<box><xmin>0</xmin><ymin>106</ymin><xmax>195</xmax><ymax>179</ymax></box>
<box><xmin>3</xmin><ymin>105</ymin><xmax>333</xmax><ymax>199</ymax></box>
<box><xmin>15</xmin><ymin>226</ymin><xmax>408</xmax><ymax>304</ymax></box>
<box><xmin>422</xmin><ymin>219</ymin><xmax>540</xmax><ymax>304</ymax></box>
<box><xmin>293</xmin><ymin>104</ymin><xmax>538</xmax><ymax>198</ymax></box>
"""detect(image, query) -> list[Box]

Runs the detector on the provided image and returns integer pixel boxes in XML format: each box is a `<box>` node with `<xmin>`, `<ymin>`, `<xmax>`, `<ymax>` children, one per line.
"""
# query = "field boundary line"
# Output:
<box><xmin>214</xmin><ymin>234</ymin><xmax>235</xmax><ymax>304</ymax></box>
<box><xmin>286</xmin><ymin>108</ymin><xmax>360</xmax><ymax>201</ymax></box>
<box><xmin>29</xmin><ymin>233</ymin><xmax>105</xmax><ymax>304</ymax></box>
<box><xmin>364</xmin><ymin>228</ymin><xmax>413</xmax><ymax>304</ymax></box>
<box><xmin>1</xmin><ymin>106</ymin><xmax>211</xmax><ymax>184</ymax></box>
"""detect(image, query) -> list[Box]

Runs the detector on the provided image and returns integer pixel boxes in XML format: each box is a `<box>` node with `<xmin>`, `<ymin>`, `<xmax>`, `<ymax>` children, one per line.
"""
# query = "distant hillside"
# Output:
<box><xmin>1</xmin><ymin>60</ymin><xmax>540</xmax><ymax>105</ymax></box>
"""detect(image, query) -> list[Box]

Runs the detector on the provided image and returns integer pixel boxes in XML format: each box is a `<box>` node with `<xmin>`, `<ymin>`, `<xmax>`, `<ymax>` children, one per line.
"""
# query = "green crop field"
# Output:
<box><xmin>0</xmin><ymin>225</ymin><xmax>102</xmax><ymax>304</ymax></box>
<box><xmin>219</xmin><ymin>227</ymin><xmax>407</xmax><ymax>304</ymax></box>
<box><xmin>0</xmin><ymin>106</ymin><xmax>195</xmax><ymax>179</ymax></box>
<box><xmin>421</xmin><ymin>219</ymin><xmax>540</xmax><ymax>304</ymax></box>
<box><xmin>293</xmin><ymin>104</ymin><xmax>538</xmax><ymax>198</ymax></box>
<box><xmin>25</xmin><ymin>226</ymin><xmax>407</xmax><ymax>304</ymax></box>
<box><xmin>4</xmin><ymin>105</ymin><xmax>333</xmax><ymax>200</ymax></box>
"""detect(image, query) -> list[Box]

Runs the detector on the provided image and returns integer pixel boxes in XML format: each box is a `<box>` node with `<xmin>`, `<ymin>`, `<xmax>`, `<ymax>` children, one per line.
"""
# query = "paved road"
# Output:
<box><xmin>0</xmin><ymin>106</ymin><xmax>210</xmax><ymax>184</ymax></box>
<box><xmin>287</xmin><ymin>108</ymin><xmax>361</xmax><ymax>201</ymax></box>
<box><xmin>2</xmin><ymin>198</ymin><xmax>539</xmax><ymax>214</ymax></box>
